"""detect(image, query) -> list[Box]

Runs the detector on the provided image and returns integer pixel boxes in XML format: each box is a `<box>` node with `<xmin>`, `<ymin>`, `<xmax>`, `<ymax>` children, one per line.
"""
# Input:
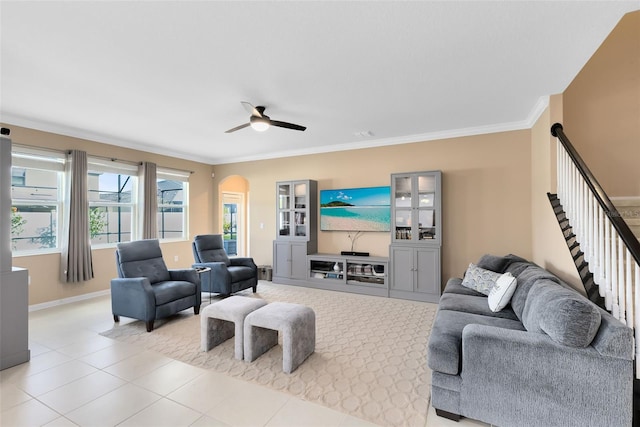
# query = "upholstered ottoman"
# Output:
<box><xmin>244</xmin><ymin>302</ymin><xmax>315</xmax><ymax>373</ymax></box>
<box><xmin>200</xmin><ymin>296</ymin><xmax>268</xmax><ymax>359</ymax></box>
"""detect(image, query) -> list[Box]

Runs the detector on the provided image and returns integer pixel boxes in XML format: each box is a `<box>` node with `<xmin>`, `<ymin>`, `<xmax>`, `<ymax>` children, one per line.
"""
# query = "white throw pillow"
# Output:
<box><xmin>461</xmin><ymin>263</ymin><xmax>502</xmax><ymax>296</ymax></box>
<box><xmin>488</xmin><ymin>272</ymin><xmax>518</xmax><ymax>312</ymax></box>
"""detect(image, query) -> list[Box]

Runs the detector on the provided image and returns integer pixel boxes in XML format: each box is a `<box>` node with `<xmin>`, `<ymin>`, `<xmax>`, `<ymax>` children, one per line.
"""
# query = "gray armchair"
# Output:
<box><xmin>111</xmin><ymin>239</ymin><xmax>201</xmax><ymax>332</ymax></box>
<box><xmin>192</xmin><ymin>234</ymin><xmax>258</xmax><ymax>296</ymax></box>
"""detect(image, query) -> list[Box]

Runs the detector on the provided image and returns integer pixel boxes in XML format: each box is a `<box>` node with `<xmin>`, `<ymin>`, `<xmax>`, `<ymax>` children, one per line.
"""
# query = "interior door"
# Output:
<box><xmin>222</xmin><ymin>192</ymin><xmax>243</xmax><ymax>256</ymax></box>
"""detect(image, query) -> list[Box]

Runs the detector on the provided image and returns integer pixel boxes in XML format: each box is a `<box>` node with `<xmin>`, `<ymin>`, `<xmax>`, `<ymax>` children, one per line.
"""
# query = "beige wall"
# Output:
<box><xmin>4</xmin><ymin>124</ymin><xmax>215</xmax><ymax>305</ymax></box>
<box><xmin>213</xmin><ymin>130</ymin><xmax>533</xmax><ymax>286</ymax></box>
<box><xmin>563</xmin><ymin>10</ymin><xmax>640</xmax><ymax>197</ymax></box>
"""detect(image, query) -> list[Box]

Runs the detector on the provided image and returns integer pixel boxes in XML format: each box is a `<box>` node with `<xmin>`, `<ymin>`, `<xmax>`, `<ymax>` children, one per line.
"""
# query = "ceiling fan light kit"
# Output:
<box><xmin>225</xmin><ymin>101</ymin><xmax>306</xmax><ymax>134</ymax></box>
<box><xmin>250</xmin><ymin>115</ymin><xmax>270</xmax><ymax>132</ymax></box>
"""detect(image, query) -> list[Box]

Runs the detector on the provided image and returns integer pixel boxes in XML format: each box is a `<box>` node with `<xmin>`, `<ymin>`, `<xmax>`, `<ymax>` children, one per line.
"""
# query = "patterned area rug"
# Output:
<box><xmin>100</xmin><ymin>282</ymin><xmax>437</xmax><ymax>426</ymax></box>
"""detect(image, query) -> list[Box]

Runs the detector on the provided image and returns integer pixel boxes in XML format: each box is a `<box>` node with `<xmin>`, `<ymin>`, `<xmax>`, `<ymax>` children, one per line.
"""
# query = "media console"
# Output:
<box><xmin>305</xmin><ymin>253</ymin><xmax>388</xmax><ymax>297</ymax></box>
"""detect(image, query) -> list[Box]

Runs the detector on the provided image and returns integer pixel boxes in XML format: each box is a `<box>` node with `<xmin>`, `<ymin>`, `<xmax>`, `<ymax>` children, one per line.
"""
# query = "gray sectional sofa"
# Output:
<box><xmin>427</xmin><ymin>254</ymin><xmax>634</xmax><ymax>427</ymax></box>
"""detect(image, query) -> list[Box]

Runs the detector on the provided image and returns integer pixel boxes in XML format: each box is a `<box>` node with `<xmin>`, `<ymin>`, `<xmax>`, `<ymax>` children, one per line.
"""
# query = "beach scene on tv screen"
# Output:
<box><xmin>320</xmin><ymin>186</ymin><xmax>391</xmax><ymax>231</ymax></box>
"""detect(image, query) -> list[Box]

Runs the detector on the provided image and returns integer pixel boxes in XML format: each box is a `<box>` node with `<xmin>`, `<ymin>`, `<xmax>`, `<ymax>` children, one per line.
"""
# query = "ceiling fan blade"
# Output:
<box><xmin>270</xmin><ymin>120</ymin><xmax>306</xmax><ymax>131</ymax></box>
<box><xmin>241</xmin><ymin>101</ymin><xmax>262</xmax><ymax>117</ymax></box>
<box><xmin>225</xmin><ymin>123</ymin><xmax>250</xmax><ymax>133</ymax></box>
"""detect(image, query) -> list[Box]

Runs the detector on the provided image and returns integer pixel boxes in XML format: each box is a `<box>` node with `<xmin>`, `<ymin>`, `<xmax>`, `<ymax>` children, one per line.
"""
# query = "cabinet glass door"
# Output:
<box><xmin>417</xmin><ymin>175</ymin><xmax>436</xmax><ymax>241</ymax></box>
<box><xmin>277</xmin><ymin>183</ymin><xmax>292</xmax><ymax>237</ymax></box>
<box><xmin>278</xmin><ymin>211</ymin><xmax>291</xmax><ymax>237</ymax></box>
<box><xmin>393</xmin><ymin>175</ymin><xmax>413</xmax><ymax>241</ymax></box>
<box><xmin>292</xmin><ymin>182</ymin><xmax>308</xmax><ymax>237</ymax></box>
<box><xmin>293</xmin><ymin>183</ymin><xmax>307</xmax><ymax>208</ymax></box>
<box><xmin>294</xmin><ymin>211</ymin><xmax>307</xmax><ymax>237</ymax></box>
<box><xmin>278</xmin><ymin>184</ymin><xmax>291</xmax><ymax>210</ymax></box>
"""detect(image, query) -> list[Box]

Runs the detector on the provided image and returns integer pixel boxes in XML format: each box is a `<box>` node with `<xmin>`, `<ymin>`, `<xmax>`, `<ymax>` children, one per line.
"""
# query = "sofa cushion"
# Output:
<box><xmin>461</xmin><ymin>263</ymin><xmax>502</xmax><ymax>296</ymax></box>
<box><xmin>509</xmin><ymin>265</ymin><xmax>561</xmax><ymax>321</ymax></box>
<box><xmin>476</xmin><ymin>253</ymin><xmax>528</xmax><ymax>274</ymax></box>
<box><xmin>591</xmin><ymin>307</ymin><xmax>635</xmax><ymax>359</ymax></box>
<box><xmin>427</xmin><ymin>309</ymin><xmax>525</xmax><ymax>375</ymax></box>
<box><xmin>152</xmin><ymin>281</ymin><xmax>197</xmax><ymax>306</ymax></box>
<box><xmin>443</xmin><ymin>278</ymin><xmax>487</xmax><ymax>297</ymax></box>
<box><xmin>193</xmin><ymin>235</ymin><xmax>231</xmax><ymax>266</ymax></box>
<box><xmin>522</xmin><ymin>281</ymin><xmax>601</xmax><ymax>347</ymax></box>
<box><xmin>488</xmin><ymin>273</ymin><xmax>518</xmax><ymax>312</ymax></box>
<box><xmin>503</xmin><ymin>260</ymin><xmax>533</xmax><ymax>278</ymax></box>
<box><xmin>438</xmin><ymin>293</ymin><xmax>519</xmax><ymax>321</ymax></box>
<box><xmin>228</xmin><ymin>265</ymin><xmax>255</xmax><ymax>282</ymax></box>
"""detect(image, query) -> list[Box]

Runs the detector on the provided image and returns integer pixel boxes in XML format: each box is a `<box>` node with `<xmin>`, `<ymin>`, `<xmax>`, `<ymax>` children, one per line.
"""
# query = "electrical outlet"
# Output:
<box><xmin>174</xmin><ymin>255</ymin><xmax>179</xmax><ymax>262</ymax></box>
<box><xmin>28</xmin><ymin>276</ymin><xmax>31</xmax><ymax>285</ymax></box>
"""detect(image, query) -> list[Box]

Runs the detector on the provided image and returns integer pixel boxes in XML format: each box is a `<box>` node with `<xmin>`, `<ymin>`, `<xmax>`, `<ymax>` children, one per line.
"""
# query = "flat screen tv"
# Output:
<box><xmin>320</xmin><ymin>186</ymin><xmax>391</xmax><ymax>231</ymax></box>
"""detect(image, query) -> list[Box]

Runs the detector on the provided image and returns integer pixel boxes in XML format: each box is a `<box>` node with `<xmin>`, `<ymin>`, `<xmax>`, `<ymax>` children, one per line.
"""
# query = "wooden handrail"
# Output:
<box><xmin>551</xmin><ymin>123</ymin><xmax>640</xmax><ymax>266</ymax></box>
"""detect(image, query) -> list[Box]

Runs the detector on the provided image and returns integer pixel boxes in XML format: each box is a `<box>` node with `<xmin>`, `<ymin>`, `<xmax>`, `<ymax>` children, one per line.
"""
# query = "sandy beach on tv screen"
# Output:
<box><xmin>321</xmin><ymin>216</ymin><xmax>388</xmax><ymax>231</ymax></box>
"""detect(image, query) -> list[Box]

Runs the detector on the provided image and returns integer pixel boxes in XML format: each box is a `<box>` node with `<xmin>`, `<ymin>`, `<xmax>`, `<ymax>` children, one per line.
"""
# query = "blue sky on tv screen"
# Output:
<box><xmin>320</xmin><ymin>186</ymin><xmax>390</xmax><ymax>207</ymax></box>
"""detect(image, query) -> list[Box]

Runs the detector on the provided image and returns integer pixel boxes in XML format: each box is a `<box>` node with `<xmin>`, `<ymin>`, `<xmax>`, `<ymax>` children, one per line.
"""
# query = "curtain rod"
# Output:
<box><xmin>13</xmin><ymin>143</ymin><xmax>194</xmax><ymax>175</ymax></box>
<box><xmin>13</xmin><ymin>142</ymin><xmax>66</xmax><ymax>156</ymax></box>
<box><xmin>156</xmin><ymin>164</ymin><xmax>194</xmax><ymax>175</ymax></box>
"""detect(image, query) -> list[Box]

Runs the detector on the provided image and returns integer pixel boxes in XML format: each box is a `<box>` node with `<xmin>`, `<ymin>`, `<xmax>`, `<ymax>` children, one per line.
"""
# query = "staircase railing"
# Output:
<box><xmin>551</xmin><ymin>123</ymin><xmax>640</xmax><ymax>375</ymax></box>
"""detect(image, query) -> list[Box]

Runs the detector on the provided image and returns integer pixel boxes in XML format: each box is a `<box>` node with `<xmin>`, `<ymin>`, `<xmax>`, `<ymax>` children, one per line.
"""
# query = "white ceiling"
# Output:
<box><xmin>1</xmin><ymin>1</ymin><xmax>638</xmax><ymax>165</ymax></box>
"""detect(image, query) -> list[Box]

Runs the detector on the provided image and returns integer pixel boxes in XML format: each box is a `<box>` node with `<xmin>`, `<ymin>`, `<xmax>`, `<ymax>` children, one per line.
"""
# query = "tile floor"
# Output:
<box><xmin>0</xmin><ymin>294</ymin><xmax>490</xmax><ymax>427</ymax></box>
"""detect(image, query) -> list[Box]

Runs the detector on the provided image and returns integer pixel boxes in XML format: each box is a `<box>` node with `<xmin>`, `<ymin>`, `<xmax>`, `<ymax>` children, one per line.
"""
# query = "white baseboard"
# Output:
<box><xmin>29</xmin><ymin>289</ymin><xmax>111</xmax><ymax>312</ymax></box>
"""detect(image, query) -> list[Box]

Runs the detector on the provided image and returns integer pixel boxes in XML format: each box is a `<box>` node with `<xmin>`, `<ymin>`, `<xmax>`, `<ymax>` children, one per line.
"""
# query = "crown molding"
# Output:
<box><xmin>213</xmin><ymin>96</ymin><xmax>551</xmax><ymax>164</ymax></box>
<box><xmin>0</xmin><ymin>113</ymin><xmax>219</xmax><ymax>165</ymax></box>
<box><xmin>3</xmin><ymin>95</ymin><xmax>550</xmax><ymax>166</ymax></box>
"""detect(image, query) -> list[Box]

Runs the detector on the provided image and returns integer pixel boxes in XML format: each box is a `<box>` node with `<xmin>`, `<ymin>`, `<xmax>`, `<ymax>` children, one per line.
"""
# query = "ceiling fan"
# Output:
<box><xmin>225</xmin><ymin>101</ymin><xmax>306</xmax><ymax>133</ymax></box>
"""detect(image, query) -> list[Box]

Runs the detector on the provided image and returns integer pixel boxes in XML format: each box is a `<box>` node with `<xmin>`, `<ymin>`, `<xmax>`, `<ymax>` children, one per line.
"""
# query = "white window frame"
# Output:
<box><xmin>87</xmin><ymin>157</ymin><xmax>139</xmax><ymax>248</ymax></box>
<box><xmin>11</xmin><ymin>146</ymin><xmax>65</xmax><ymax>256</ymax></box>
<box><xmin>157</xmin><ymin>167</ymin><xmax>189</xmax><ymax>242</ymax></box>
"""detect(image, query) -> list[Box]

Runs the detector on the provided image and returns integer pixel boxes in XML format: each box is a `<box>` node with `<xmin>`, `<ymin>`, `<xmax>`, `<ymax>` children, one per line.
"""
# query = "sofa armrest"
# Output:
<box><xmin>229</xmin><ymin>257</ymin><xmax>257</xmax><ymax>271</ymax></box>
<box><xmin>168</xmin><ymin>269</ymin><xmax>201</xmax><ymax>306</ymax></box>
<box><xmin>110</xmin><ymin>277</ymin><xmax>156</xmax><ymax>321</ymax></box>
<box><xmin>168</xmin><ymin>268</ymin><xmax>199</xmax><ymax>286</ymax></box>
<box><xmin>192</xmin><ymin>261</ymin><xmax>231</xmax><ymax>293</ymax></box>
<box><xmin>460</xmin><ymin>324</ymin><xmax>632</xmax><ymax>427</ymax></box>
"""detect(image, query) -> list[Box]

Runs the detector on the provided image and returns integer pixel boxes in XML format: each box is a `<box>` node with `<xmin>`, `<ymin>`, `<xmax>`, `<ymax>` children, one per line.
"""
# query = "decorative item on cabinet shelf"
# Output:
<box><xmin>396</xmin><ymin>228</ymin><xmax>411</xmax><ymax>240</ymax></box>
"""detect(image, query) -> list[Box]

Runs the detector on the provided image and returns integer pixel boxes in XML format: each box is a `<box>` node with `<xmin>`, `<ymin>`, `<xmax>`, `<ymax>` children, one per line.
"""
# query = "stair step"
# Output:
<box><xmin>588</xmin><ymin>291</ymin><xmax>605</xmax><ymax>306</ymax></box>
<box><xmin>584</xmin><ymin>276</ymin><xmax>595</xmax><ymax>290</ymax></box>
<box><xmin>547</xmin><ymin>193</ymin><xmax>606</xmax><ymax>311</ymax></box>
<box><xmin>581</xmin><ymin>269</ymin><xmax>593</xmax><ymax>280</ymax></box>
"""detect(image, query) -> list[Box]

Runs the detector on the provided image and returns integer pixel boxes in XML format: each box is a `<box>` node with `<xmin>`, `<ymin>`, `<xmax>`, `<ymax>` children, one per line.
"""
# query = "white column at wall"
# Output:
<box><xmin>1</xmin><ymin>135</ymin><xmax>12</xmax><ymax>273</ymax></box>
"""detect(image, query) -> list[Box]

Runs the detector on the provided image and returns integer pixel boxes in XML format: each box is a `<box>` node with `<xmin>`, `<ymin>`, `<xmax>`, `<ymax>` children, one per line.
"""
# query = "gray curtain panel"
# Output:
<box><xmin>140</xmin><ymin>161</ymin><xmax>158</xmax><ymax>239</ymax></box>
<box><xmin>60</xmin><ymin>150</ymin><xmax>93</xmax><ymax>282</ymax></box>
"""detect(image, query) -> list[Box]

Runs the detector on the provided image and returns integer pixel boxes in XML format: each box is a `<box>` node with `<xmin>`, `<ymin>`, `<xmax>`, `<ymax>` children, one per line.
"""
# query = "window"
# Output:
<box><xmin>88</xmin><ymin>158</ymin><xmax>138</xmax><ymax>245</ymax></box>
<box><xmin>11</xmin><ymin>147</ymin><xmax>65</xmax><ymax>253</ymax></box>
<box><xmin>157</xmin><ymin>168</ymin><xmax>189</xmax><ymax>240</ymax></box>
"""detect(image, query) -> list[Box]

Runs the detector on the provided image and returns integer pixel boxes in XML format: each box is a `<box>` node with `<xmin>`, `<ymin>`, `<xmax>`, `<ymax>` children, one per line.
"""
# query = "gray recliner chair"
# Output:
<box><xmin>111</xmin><ymin>239</ymin><xmax>201</xmax><ymax>332</ymax></box>
<box><xmin>192</xmin><ymin>234</ymin><xmax>258</xmax><ymax>296</ymax></box>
